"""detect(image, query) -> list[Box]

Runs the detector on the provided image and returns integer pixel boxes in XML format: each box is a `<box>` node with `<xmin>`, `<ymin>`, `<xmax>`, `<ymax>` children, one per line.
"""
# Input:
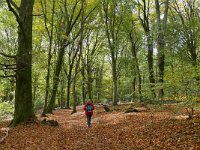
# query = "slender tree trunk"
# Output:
<box><xmin>81</xmin><ymin>67</ymin><xmax>86</xmax><ymax>104</ymax></box>
<box><xmin>7</xmin><ymin>0</ymin><xmax>36</xmax><ymax>127</ymax></box>
<box><xmin>46</xmin><ymin>45</ymin><xmax>66</xmax><ymax>113</ymax></box>
<box><xmin>155</xmin><ymin>0</ymin><xmax>169</xmax><ymax>100</ymax></box>
<box><xmin>72</xmin><ymin>0</ymin><xmax>85</xmax><ymax>113</ymax></box>
<box><xmin>103</xmin><ymin>0</ymin><xmax>119</xmax><ymax>106</ymax></box>
<box><xmin>95</xmin><ymin>64</ymin><xmax>104</xmax><ymax>102</ymax></box>
<box><xmin>66</xmin><ymin>78</ymin><xmax>71</xmax><ymax>109</ymax></box>
<box><xmin>138</xmin><ymin>0</ymin><xmax>156</xmax><ymax>98</ymax></box>
<box><xmin>132</xmin><ymin>77</ymin><xmax>136</xmax><ymax>101</ymax></box>
<box><xmin>58</xmin><ymin>73</ymin><xmax>64</xmax><ymax>108</ymax></box>
<box><xmin>71</xmin><ymin>57</ymin><xmax>81</xmax><ymax>114</ymax></box>
<box><xmin>112</xmin><ymin>56</ymin><xmax>118</xmax><ymax>105</ymax></box>
<box><xmin>130</xmin><ymin>32</ymin><xmax>142</xmax><ymax>100</ymax></box>
<box><xmin>147</xmin><ymin>35</ymin><xmax>156</xmax><ymax>98</ymax></box>
<box><xmin>46</xmin><ymin>0</ymin><xmax>83</xmax><ymax>113</ymax></box>
<box><xmin>41</xmin><ymin>0</ymin><xmax>55</xmax><ymax>116</ymax></box>
<box><xmin>66</xmin><ymin>67</ymin><xmax>73</xmax><ymax>109</ymax></box>
<box><xmin>87</xmin><ymin>66</ymin><xmax>93</xmax><ymax>100</ymax></box>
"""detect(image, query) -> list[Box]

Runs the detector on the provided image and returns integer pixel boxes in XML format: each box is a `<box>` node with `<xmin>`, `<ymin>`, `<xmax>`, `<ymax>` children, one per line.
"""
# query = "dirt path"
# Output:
<box><xmin>0</xmin><ymin>104</ymin><xmax>200</xmax><ymax>149</ymax></box>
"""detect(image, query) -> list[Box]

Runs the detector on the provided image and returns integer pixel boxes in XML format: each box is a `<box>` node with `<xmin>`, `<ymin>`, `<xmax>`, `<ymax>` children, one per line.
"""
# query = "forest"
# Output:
<box><xmin>0</xmin><ymin>0</ymin><xmax>200</xmax><ymax>149</ymax></box>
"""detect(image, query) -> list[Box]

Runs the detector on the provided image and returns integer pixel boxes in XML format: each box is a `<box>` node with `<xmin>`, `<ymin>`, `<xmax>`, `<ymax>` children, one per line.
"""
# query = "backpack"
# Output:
<box><xmin>86</xmin><ymin>104</ymin><xmax>92</xmax><ymax>112</ymax></box>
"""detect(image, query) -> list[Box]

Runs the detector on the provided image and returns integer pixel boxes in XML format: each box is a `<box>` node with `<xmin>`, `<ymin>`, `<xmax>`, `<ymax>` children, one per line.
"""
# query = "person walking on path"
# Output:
<box><xmin>84</xmin><ymin>100</ymin><xmax>94</xmax><ymax>127</ymax></box>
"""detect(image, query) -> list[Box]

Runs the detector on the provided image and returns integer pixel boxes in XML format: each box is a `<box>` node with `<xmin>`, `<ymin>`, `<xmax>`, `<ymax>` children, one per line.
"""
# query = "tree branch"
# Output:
<box><xmin>0</xmin><ymin>63</ymin><xmax>16</xmax><ymax>67</ymax></box>
<box><xmin>0</xmin><ymin>63</ymin><xmax>16</xmax><ymax>70</ymax></box>
<box><xmin>9</xmin><ymin>0</ymin><xmax>19</xmax><ymax>12</ymax></box>
<box><xmin>0</xmin><ymin>52</ymin><xmax>16</xmax><ymax>59</ymax></box>
<box><xmin>6</xmin><ymin>0</ymin><xmax>25</xmax><ymax>39</ymax></box>
<box><xmin>0</xmin><ymin>75</ymin><xmax>16</xmax><ymax>78</ymax></box>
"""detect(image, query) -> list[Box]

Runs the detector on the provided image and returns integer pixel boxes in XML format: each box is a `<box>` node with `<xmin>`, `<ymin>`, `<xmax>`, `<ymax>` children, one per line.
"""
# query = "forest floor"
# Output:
<box><xmin>0</xmin><ymin>103</ymin><xmax>200</xmax><ymax>150</ymax></box>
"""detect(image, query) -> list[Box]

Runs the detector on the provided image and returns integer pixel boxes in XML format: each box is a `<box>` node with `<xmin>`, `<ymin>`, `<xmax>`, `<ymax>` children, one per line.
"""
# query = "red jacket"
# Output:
<box><xmin>84</xmin><ymin>101</ymin><xmax>94</xmax><ymax>116</ymax></box>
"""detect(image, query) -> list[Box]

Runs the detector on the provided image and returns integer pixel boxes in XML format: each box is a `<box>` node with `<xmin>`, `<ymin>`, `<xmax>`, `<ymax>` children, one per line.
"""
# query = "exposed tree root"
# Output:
<box><xmin>0</xmin><ymin>128</ymin><xmax>10</xmax><ymax>143</ymax></box>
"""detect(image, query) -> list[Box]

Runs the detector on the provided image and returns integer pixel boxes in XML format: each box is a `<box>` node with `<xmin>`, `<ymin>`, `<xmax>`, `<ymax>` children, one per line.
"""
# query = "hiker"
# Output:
<box><xmin>84</xmin><ymin>100</ymin><xmax>94</xmax><ymax>127</ymax></box>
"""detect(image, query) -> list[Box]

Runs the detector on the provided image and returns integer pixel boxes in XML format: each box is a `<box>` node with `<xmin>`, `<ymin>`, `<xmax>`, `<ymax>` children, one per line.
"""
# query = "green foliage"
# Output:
<box><xmin>34</xmin><ymin>99</ymin><xmax>45</xmax><ymax>111</ymax></box>
<box><xmin>0</xmin><ymin>102</ymin><xmax>14</xmax><ymax>121</ymax></box>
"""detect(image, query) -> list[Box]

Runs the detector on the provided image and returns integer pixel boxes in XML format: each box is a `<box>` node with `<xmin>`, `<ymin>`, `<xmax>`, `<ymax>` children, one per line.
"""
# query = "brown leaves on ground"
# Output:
<box><xmin>0</xmin><ymin>104</ymin><xmax>200</xmax><ymax>150</ymax></box>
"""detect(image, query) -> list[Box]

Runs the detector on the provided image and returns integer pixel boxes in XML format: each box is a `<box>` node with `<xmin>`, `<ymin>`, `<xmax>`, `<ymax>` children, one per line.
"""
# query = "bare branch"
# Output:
<box><xmin>0</xmin><ymin>63</ymin><xmax>16</xmax><ymax>70</ymax></box>
<box><xmin>0</xmin><ymin>52</ymin><xmax>16</xmax><ymax>59</ymax></box>
<box><xmin>32</xmin><ymin>14</ymin><xmax>44</xmax><ymax>17</ymax></box>
<box><xmin>0</xmin><ymin>75</ymin><xmax>16</xmax><ymax>78</ymax></box>
<box><xmin>0</xmin><ymin>63</ymin><xmax>16</xmax><ymax>67</ymax></box>
<box><xmin>9</xmin><ymin>0</ymin><xmax>19</xmax><ymax>12</ymax></box>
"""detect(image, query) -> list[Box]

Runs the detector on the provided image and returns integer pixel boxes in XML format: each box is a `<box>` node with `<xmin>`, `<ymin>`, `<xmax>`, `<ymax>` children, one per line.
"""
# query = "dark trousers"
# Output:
<box><xmin>86</xmin><ymin>115</ymin><xmax>92</xmax><ymax>127</ymax></box>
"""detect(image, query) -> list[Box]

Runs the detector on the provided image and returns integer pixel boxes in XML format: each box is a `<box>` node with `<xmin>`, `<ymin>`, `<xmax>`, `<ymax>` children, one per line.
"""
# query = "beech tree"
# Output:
<box><xmin>40</xmin><ymin>0</ymin><xmax>56</xmax><ymax>116</ymax></box>
<box><xmin>6</xmin><ymin>0</ymin><xmax>36</xmax><ymax>127</ymax></box>
<box><xmin>46</xmin><ymin>0</ymin><xmax>83</xmax><ymax>113</ymax></box>
<box><xmin>155</xmin><ymin>0</ymin><xmax>169</xmax><ymax>100</ymax></box>
<box><xmin>137</xmin><ymin>0</ymin><xmax>156</xmax><ymax>98</ymax></box>
<box><xmin>171</xmin><ymin>0</ymin><xmax>199</xmax><ymax>80</ymax></box>
<box><xmin>102</xmin><ymin>0</ymin><xmax>125</xmax><ymax>105</ymax></box>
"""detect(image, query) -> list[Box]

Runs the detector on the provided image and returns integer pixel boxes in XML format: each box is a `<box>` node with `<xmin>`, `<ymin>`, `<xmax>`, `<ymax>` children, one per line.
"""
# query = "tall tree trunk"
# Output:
<box><xmin>66</xmin><ymin>67</ymin><xmax>73</xmax><ymax>109</ymax></box>
<box><xmin>132</xmin><ymin>76</ymin><xmax>136</xmax><ymax>101</ymax></box>
<box><xmin>155</xmin><ymin>0</ymin><xmax>169</xmax><ymax>100</ymax></box>
<box><xmin>111</xmin><ymin>56</ymin><xmax>118</xmax><ymax>105</ymax></box>
<box><xmin>81</xmin><ymin>66</ymin><xmax>86</xmax><ymax>104</ymax></box>
<box><xmin>66</xmin><ymin>76</ymin><xmax>71</xmax><ymax>108</ymax></box>
<box><xmin>71</xmin><ymin>56</ymin><xmax>81</xmax><ymax>114</ymax></box>
<box><xmin>46</xmin><ymin>0</ymin><xmax>83</xmax><ymax>114</ymax></box>
<box><xmin>72</xmin><ymin>0</ymin><xmax>85</xmax><ymax>113</ymax></box>
<box><xmin>87</xmin><ymin>66</ymin><xmax>93</xmax><ymax>100</ymax></box>
<box><xmin>102</xmin><ymin>0</ymin><xmax>120</xmax><ymax>106</ymax></box>
<box><xmin>46</xmin><ymin>45</ymin><xmax>66</xmax><ymax>113</ymax></box>
<box><xmin>58</xmin><ymin>72</ymin><xmax>65</xmax><ymax>108</ymax></box>
<box><xmin>6</xmin><ymin>0</ymin><xmax>36</xmax><ymax>127</ymax></box>
<box><xmin>147</xmin><ymin>35</ymin><xmax>156</xmax><ymax>98</ymax></box>
<box><xmin>95</xmin><ymin>63</ymin><xmax>104</xmax><ymax>102</ymax></box>
<box><xmin>129</xmin><ymin>32</ymin><xmax>142</xmax><ymax>100</ymax></box>
<box><xmin>138</xmin><ymin>0</ymin><xmax>156</xmax><ymax>98</ymax></box>
<box><xmin>41</xmin><ymin>0</ymin><xmax>55</xmax><ymax>116</ymax></box>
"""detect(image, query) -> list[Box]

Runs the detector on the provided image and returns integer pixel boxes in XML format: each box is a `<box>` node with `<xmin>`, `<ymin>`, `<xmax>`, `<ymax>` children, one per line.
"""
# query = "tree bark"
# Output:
<box><xmin>147</xmin><ymin>35</ymin><xmax>156</xmax><ymax>98</ymax></box>
<box><xmin>7</xmin><ymin>0</ymin><xmax>36</xmax><ymax>127</ymax></box>
<box><xmin>41</xmin><ymin>0</ymin><xmax>55</xmax><ymax>116</ymax></box>
<box><xmin>103</xmin><ymin>0</ymin><xmax>120</xmax><ymax>106</ymax></box>
<box><xmin>81</xmin><ymin>66</ymin><xmax>86</xmax><ymax>104</ymax></box>
<box><xmin>87</xmin><ymin>65</ymin><xmax>93</xmax><ymax>100</ymax></box>
<box><xmin>129</xmin><ymin>31</ymin><xmax>142</xmax><ymax>100</ymax></box>
<box><xmin>46</xmin><ymin>45</ymin><xmax>66</xmax><ymax>113</ymax></box>
<box><xmin>138</xmin><ymin>0</ymin><xmax>156</xmax><ymax>98</ymax></box>
<box><xmin>46</xmin><ymin>0</ymin><xmax>83</xmax><ymax>114</ymax></box>
<box><xmin>155</xmin><ymin>0</ymin><xmax>169</xmax><ymax>100</ymax></box>
<box><xmin>111</xmin><ymin>56</ymin><xmax>118</xmax><ymax>105</ymax></box>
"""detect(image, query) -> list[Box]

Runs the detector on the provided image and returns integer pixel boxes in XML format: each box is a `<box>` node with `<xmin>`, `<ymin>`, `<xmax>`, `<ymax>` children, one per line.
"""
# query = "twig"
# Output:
<box><xmin>0</xmin><ymin>52</ymin><xmax>16</xmax><ymax>59</ymax></box>
<box><xmin>0</xmin><ymin>75</ymin><xmax>16</xmax><ymax>78</ymax></box>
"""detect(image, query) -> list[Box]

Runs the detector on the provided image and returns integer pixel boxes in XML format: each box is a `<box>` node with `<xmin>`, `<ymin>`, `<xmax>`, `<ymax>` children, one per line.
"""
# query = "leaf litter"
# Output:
<box><xmin>0</xmin><ymin>104</ymin><xmax>200</xmax><ymax>149</ymax></box>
